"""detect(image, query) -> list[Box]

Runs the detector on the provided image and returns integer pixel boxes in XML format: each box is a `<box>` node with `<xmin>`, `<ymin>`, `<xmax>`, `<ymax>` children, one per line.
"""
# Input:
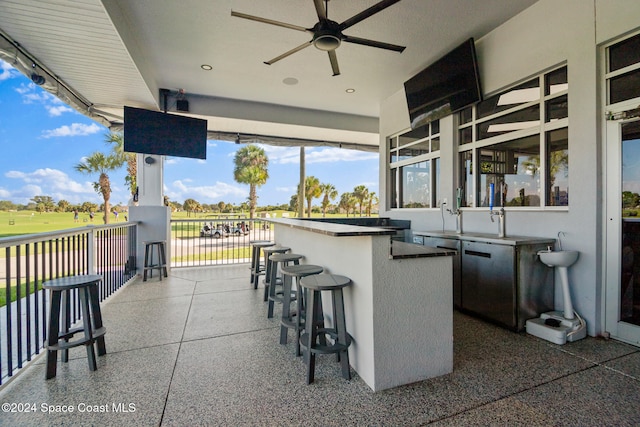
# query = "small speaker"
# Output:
<box><xmin>176</xmin><ymin>99</ymin><xmax>189</xmax><ymax>112</ymax></box>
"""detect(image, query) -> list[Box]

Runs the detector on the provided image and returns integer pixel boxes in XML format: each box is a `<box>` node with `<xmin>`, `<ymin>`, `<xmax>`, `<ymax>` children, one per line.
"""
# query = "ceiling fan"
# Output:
<box><xmin>231</xmin><ymin>0</ymin><xmax>405</xmax><ymax>76</ymax></box>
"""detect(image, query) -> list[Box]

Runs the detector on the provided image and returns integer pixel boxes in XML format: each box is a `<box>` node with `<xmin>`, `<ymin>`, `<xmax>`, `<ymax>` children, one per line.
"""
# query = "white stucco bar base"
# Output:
<box><xmin>272</xmin><ymin>219</ymin><xmax>453</xmax><ymax>391</ymax></box>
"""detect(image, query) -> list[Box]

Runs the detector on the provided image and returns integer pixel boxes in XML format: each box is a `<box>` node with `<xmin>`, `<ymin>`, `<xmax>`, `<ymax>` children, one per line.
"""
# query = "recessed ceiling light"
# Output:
<box><xmin>345</xmin><ymin>88</ymin><xmax>355</xmax><ymax>93</ymax></box>
<box><xmin>282</xmin><ymin>77</ymin><xmax>299</xmax><ymax>85</ymax></box>
<box><xmin>201</xmin><ymin>64</ymin><xmax>213</xmax><ymax>71</ymax></box>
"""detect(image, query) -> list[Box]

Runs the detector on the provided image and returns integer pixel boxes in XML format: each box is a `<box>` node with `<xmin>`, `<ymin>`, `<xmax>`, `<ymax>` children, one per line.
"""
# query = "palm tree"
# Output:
<box><xmin>105</xmin><ymin>132</ymin><xmax>137</xmax><ymax>198</ymax></box>
<box><xmin>75</xmin><ymin>152</ymin><xmax>122</xmax><ymax>224</ymax></box>
<box><xmin>304</xmin><ymin>175</ymin><xmax>322</xmax><ymax>218</ymax></box>
<box><xmin>339</xmin><ymin>192</ymin><xmax>358</xmax><ymax>217</ymax></box>
<box><xmin>366</xmin><ymin>191</ymin><xmax>378</xmax><ymax>216</ymax></box>
<box><xmin>183</xmin><ymin>198</ymin><xmax>201</xmax><ymax>217</ymax></box>
<box><xmin>233</xmin><ymin>145</ymin><xmax>269</xmax><ymax>219</ymax></box>
<box><xmin>353</xmin><ymin>185</ymin><xmax>369</xmax><ymax>217</ymax></box>
<box><xmin>320</xmin><ymin>183</ymin><xmax>338</xmax><ymax>217</ymax></box>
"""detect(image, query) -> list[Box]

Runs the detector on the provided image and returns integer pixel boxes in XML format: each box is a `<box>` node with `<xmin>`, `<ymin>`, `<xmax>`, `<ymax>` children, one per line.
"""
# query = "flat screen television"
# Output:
<box><xmin>404</xmin><ymin>38</ymin><xmax>482</xmax><ymax>129</ymax></box>
<box><xmin>124</xmin><ymin>106</ymin><xmax>207</xmax><ymax>160</ymax></box>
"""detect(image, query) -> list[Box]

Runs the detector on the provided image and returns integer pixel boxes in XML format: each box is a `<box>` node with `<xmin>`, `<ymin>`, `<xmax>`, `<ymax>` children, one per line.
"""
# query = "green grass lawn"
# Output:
<box><xmin>0</xmin><ymin>209</ymin><xmax>371</xmax><ymax>238</ymax></box>
<box><xmin>0</xmin><ymin>210</ymin><xmax>97</xmax><ymax>238</ymax></box>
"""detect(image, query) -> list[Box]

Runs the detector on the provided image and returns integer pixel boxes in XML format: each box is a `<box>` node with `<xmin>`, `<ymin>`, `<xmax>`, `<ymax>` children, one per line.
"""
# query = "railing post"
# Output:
<box><xmin>87</xmin><ymin>227</ymin><xmax>96</xmax><ymax>275</ymax></box>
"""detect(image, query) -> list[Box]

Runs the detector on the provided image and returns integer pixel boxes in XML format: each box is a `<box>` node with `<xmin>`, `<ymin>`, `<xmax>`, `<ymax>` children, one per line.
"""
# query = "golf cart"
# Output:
<box><xmin>200</xmin><ymin>222</ymin><xmax>228</xmax><ymax>239</ymax></box>
<box><xmin>229</xmin><ymin>221</ymin><xmax>250</xmax><ymax>236</ymax></box>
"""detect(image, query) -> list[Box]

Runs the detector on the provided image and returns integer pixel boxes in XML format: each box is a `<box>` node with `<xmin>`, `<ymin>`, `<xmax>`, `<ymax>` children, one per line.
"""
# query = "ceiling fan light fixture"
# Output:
<box><xmin>313</xmin><ymin>32</ymin><xmax>341</xmax><ymax>51</ymax></box>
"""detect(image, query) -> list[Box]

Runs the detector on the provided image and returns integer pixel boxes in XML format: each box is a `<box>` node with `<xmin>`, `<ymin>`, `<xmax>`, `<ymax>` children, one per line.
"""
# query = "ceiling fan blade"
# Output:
<box><xmin>264</xmin><ymin>41</ymin><xmax>313</xmax><ymax>65</ymax></box>
<box><xmin>328</xmin><ymin>50</ymin><xmax>340</xmax><ymax>76</ymax></box>
<box><xmin>339</xmin><ymin>0</ymin><xmax>401</xmax><ymax>31</ymax></box>
<box><xmin>342</xmin><ymin>35</ymin><xmax>405</xmax><ymax>52</ymax></box>
<box><xmin>231</xmin><ymin>11</ymin><xmax>309</xmax><ymax>33</ymax></box>
<box><xmin>313</xmin><ymin>0</ymin><xmax>327</xmax><ymax>20</ymax></box>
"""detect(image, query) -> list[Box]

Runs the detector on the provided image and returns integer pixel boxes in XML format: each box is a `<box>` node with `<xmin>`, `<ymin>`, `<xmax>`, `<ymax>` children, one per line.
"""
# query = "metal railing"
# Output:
<box><xmin>0</xmin><ymin>222</ymin><xmax>137</xmax><ymax>384</ymax></box>
<box><xmin>170</xmin><ymin>218</ymin><xmax>273</xmax><ymax>267</ymax></box>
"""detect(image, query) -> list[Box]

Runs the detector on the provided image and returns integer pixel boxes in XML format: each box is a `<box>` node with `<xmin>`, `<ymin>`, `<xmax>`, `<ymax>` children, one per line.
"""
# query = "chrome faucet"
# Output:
<box><xmin>557</xmin><ymin>231</ymin><xmax>566</xmax><ymax>250</ymax></box>
<box><xmin>489</xmin><ymin>207</ymin><xmax>506</xmax><ymax>238</ymax></box>
<box><xmin>446</xmin><ymin>207</ymin><xmax>463</xmax><ymax>234</ymax></box>
<box><xmin>488</xmin><ymin>182</ymin><xmax>506</xmax><ymax>238</ymax></box>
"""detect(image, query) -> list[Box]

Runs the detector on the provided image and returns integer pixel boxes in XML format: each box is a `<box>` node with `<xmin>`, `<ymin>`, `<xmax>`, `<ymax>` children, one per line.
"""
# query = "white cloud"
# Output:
<box><xmin>0</xmin><ymin>60</ymin><xmax>20</xmax><ymax>81</ymax></box>
<box><xmin>5</xmin><ymin>170</ymin><xmax>27</xmax><ymax>179</ymax></box>
<box><xmin>305</xmin><ymin>147</ymin><xmax>378</xmax><ymax>164</ymax></box>
<box><xmin>5</xmin><ymin>168</ymin><xmax>96</xmax><ymax>203</ymax></box>
<box><xmin>276</xmin><ymin>186</ymin><xmax>297</xmax><ymax>193</ymax></box>
<box><xmin>260</xmin><ymin>145</ymin><xmax>378</xmax><ymax>165</ymax></box>
<box><xmin>259</xmin><ymin>145</ymin><xmax>300</xmax><ymax>164</ymax></box>
<box><xmin>11</xmin><ymin>77</ymin><xmax>78</xmax><ymax>117</ymax></box>
<box><xmin>166</xmin><ymin>180</ymin><xmax>246</xmax><ymax>203</ymax></box>
<box><xmin>41</xmin><ymin>122</ymin><xmax>102</xmax><ymax>138</ymax></box>
<box><xmin>47</xmin><ymin>104</ymin><xmax>74</xmax><ymax>116</ymax></box>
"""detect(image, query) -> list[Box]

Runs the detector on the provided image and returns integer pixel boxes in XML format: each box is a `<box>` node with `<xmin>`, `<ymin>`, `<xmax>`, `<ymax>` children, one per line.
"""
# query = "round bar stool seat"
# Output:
<box><xmin>143</xmin><ymin>240</ymin><xmax>168</xmax><ymax>281</ymax></box>
<box><xmin>249</xmin><ymin>241</ymin><xmax>274</xmax><ymax>289</ymax></box>
<box><xmin>279</xmin><ymin>264</ymin><xmax>323</xmax><ymax>356</ymax></box>
<box><xmin>43</xmin><ymin>274</ymin><xmax>107</xmax><ymax>379</ymax></box>
<box><xmin>299</xmin><ymin>274</ymin><xmax>353</xmax><ymax>384</ymax></box>
<box><xmin>267</xmin><ymin>253</ymin><xmax>304</xmax><ymax>318</ymax></box>
<box><xmin>261</xmin><ymin>246</ymin><xmax>291</xmax><ymax>301</ymax></box>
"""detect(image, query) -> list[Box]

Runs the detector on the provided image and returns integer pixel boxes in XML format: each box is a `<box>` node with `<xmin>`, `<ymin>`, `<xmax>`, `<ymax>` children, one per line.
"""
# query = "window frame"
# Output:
<box><xmin>388</xmin><ymin>121</ymin><xmax>441</xmax><ymax>209</ymax></box>
<box><xmin>457</xmin><ymin>65</ymin><xmax>569</xmax><ymax>210</ymax></box>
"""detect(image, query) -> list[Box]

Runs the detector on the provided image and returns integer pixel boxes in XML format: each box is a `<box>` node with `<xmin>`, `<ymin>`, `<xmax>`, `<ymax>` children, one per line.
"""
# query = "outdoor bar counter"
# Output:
<box><xmin>270</xmin><ymin>218</ymin><xmax>454</xmax><ymax>391</ymax></box>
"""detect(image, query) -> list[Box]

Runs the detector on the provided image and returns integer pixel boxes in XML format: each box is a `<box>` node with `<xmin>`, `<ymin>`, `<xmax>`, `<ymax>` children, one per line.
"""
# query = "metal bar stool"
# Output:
<box><xmin>267</xmin><ymin>253</ymin><xmax>304</xmax><ymax>318</ymax></box>
<box><xmin>43</xmin><ymin>274</ymin><xmax>107</xmax><ymax>379</ymax></box>
<box><xmin>280</xmin><ymin>264</ymin><xmax>323</xmax><ymax>356</ymax></box>
<box><xmin>249</xmin><ymin>240</ymin><xmax>274</xmax><ymax>289</ymax></box>
<box><xmin>299</xmin><ymin>274</ymin><xmax>352</xmax><ymax>384</ymax></box>
<box><xmin>262</xmin><ymin>246</ymin><xmax>291</xmax><ymax>301</ymax></box>
<box><xmin>143</xmin><ymin>240</ymin><xmax>168</xmax><ymax>281</ymax></box>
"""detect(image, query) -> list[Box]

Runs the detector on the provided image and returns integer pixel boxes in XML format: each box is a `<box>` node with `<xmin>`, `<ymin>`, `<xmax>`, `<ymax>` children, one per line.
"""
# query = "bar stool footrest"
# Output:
<box><xmin>300</xmin><ymin>329</ymin><xmax>351</xmax><ymax>355</ymax></box>
<box><xmin>49</xmin><ymin>327</ymin><xmax>107</xmax><ymax>351</ymax></box>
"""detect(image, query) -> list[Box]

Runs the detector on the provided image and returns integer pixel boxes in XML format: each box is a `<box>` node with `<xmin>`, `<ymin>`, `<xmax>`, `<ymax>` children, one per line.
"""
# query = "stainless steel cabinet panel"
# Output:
<box><xmin>461</xmin><ymin>241</ymin><xmax>516</xmax><ymax>329</ymax></box>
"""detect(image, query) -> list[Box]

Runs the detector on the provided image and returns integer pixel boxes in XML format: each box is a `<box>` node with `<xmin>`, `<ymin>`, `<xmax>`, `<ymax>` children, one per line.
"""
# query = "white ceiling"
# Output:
<box><xmin>0</xmin><ymin>0</ymin><xmax>538</xmax><ymax>148</ymax></box>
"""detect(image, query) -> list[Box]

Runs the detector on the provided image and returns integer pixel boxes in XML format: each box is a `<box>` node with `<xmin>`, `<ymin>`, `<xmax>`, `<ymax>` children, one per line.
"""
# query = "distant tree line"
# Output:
<box><xmin>0</xmin><ymin>141</ymin><xmax>378</xmax><ymax>219</ymax></box>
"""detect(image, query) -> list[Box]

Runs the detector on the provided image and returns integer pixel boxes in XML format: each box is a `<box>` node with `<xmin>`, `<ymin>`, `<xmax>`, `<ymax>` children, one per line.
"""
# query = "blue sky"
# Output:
<box><xmin>0</xmin><ymin>59</ymin><xmax>378</xmax><ymax>208</ymax></box>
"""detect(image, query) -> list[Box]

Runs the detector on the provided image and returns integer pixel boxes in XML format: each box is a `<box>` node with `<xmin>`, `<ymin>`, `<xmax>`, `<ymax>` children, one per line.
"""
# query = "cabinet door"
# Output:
<box><xmin>461</xmin><ymin>242</ymin><xmax>516</xmax><ymax>329</ymax></box>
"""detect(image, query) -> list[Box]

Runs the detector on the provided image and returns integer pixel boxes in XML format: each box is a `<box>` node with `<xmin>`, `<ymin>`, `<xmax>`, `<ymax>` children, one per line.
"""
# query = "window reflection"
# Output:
<box><xmin>401</xmin><ymin>161</ymin><xmax>432</xmax><ymax>208</ymax></box>
<box><xmin>477</xmin><ymin>105</ymin><xmax>540</xmax><ymax>140</ymax></box>
<box><xmin>609</xmin><ymin>33</ymin><xmax>640</xmax><ymax>72</ymax></box>
<box><xmin>545</xmin><ymin>67</ymin><xmax>568</xmax><ymax>95</ymax></box>
<box><xmin>459</xmin><ymin>151</ymin><xmax>473</xmax><ymax>207</ymax></box>
<box><xmin>610</xmin><ymin>69</ymin><xmax>640</xmax><ymax>105</ymax></box>
<box><xmin>546</xmin><ymin>94</ymin><xmax>568</xmax><ymax>122</ymax></box>
<box><xmin>477</xmin><ymin>78</ymin><xmax>539</xmax><ymax>119</ymax></box>
<box><xmin>547</xmin><ymin>128</ymin><xmax>569</xmax><ymax>206</ymax></box>
<box><xmin>459</xmin><ymin>126</ymin><xmax>472</xmax><ymax>145</ymax></box>
<box><xmin>478</xmin><ymin>134</ymin><xmax>541</xmax><ymax>207</ymax></box>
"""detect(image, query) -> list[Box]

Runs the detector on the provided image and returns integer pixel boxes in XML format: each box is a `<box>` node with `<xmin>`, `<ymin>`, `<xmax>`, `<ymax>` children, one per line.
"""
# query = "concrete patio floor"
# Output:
<box><xmin>1</xmin><ymin>264</ymin><xmax>639</xmax><ymax>426</ymax></box>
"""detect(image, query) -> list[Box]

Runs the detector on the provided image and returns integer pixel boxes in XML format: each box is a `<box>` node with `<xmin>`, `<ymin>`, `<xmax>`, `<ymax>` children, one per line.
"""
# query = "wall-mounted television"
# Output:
<box><xmin>124</xmin><ymin>106</ymin><xmax>207</xmax><ymax>160</ymax></box>
<box><xmin>404</xmin><ymin>38</ymin><xmax>482</xmax><ymax>129</ymax></box>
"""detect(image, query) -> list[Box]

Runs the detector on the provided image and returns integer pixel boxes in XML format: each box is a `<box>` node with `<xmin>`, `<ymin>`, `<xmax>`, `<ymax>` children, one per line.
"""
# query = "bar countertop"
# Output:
<box><xmin>390</xmin><ymin>241</ymin><xmax>455</xmax><ymax>259</ymax></box>
<box><xmin>268</xmin><ymin>218</ymin><xmax>397</xmax><ymax>237</ymax></box>
<box><xmin>413</xmin><ymin>230</ymin><xmax>556</xmax><ymax>246</ymax></box>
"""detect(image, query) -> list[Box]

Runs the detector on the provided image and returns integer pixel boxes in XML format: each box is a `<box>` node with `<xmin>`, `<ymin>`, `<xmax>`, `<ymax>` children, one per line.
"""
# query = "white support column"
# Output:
<box><xmin>129</xmin><ymin>153</ymin><xmax>170</xmax><ymax>276</ymax></box>
<box><xmin>136</xmin><ymin>153</ymin><xmax>164</xmax><ymax>206</ymax></box>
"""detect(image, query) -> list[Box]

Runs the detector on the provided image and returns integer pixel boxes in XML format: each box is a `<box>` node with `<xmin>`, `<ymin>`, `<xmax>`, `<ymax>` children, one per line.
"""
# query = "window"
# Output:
<box><xmin>458</xmin><ymin>66</ymin><xmax>568</xmax><ymax>208</ymax></box>
<box><xmin>389</xmin><ymin>121</ymin><xmax>440</xmax><ymax>208</ymax></box>
<box><xmin>607</xmin><ymin>33</ymin><xmax>640</xmax><ymax>106</ymax></box>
